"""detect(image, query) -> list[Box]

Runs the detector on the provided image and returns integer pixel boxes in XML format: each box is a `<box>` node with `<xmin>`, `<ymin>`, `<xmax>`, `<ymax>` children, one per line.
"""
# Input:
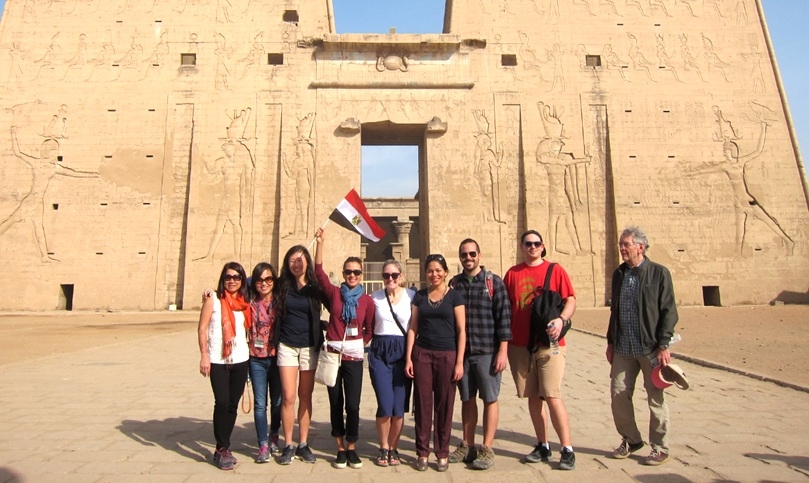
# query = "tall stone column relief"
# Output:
<box><xmin>392</xmin><ymin>219</ymin><xmax>413</xmax><ymax>260</ymax></box>
<box><xmin>283</xmin><ymin>112</ymin><xmax>316</xmax><ymax>239</ymax></box>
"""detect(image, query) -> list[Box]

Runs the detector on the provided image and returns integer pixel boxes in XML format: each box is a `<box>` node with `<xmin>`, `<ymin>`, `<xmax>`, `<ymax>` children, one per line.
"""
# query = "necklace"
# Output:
<box><xmin>427</xmin><ymin>286</ymin><xmax>448</xmax><ymax>309</ymax></box>
<box><xmin>387</xmin><ymin>288</ymin><xmax>401</xmax><ymax>305</ymax></box>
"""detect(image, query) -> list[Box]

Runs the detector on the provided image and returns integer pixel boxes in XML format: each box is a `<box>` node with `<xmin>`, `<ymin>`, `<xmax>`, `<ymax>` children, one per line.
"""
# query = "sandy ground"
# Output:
<box><xmin>2</xmin><ymin>304</ymin><xmax>808</xmax><ymax>387</ymax></box>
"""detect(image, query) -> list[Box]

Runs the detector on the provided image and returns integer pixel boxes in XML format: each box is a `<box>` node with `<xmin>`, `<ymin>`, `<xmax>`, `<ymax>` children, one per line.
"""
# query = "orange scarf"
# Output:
<box><xmin>221</xmin><ymin>292</ymin><xmax>253</xmax><ymax>363</ymax></box>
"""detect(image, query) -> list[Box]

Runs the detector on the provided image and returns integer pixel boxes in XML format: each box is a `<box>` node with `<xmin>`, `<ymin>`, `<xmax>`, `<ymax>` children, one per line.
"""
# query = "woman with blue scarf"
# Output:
<box><xmin>314</xmin><ymin>227</ymin><xmax>375</xmax><ymax>469</ymax></box>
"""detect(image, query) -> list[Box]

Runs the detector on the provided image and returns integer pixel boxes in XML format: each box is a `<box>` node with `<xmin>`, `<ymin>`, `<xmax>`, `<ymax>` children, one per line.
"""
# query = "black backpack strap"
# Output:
<box><xmin>528</xmin><ymin>263</ymin><xmax>556</xmax><ymax>355</ymax></box>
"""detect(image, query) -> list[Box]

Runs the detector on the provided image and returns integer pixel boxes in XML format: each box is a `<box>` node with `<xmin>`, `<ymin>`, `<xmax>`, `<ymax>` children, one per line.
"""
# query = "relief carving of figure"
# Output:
<box><xmin>284</xmin><ymin>113</ymin><xmax>316</xmax><ymax>237</ymax></box>
<box><xmin>740</xmin><ymin>45</ymin><xmax>765</xmax><ymax>94</ymax></box>
<box><xmin>2</xmin><ymin>125</ymin><xmax>98</xmax><ymax>262</ymax></box>
<box><xmin>679</xmin><ymin>34</ymin><xmax>706</xmax><ymax>82</ymax></box>
<box><xmin>114</xmin><ymin>36</ymin><xmax>143</xmax><ymax>80</ymax></box>
<box><xmin>602</xmin><ymin>44</ymin><xmax>629</xmax><ymax>81</ymax></box>
<box><xmin>472</xmin><ymin>110</ymin><xmax>505</xmax><ymax>223</ymax></box>
<box><xmin>195</xmin><ymin>141</ymin><xmax>255</xmax><ymax>260</ymax></box>
<box><xmin>675</xmin><ymin>0</ymin><xmax>697</xmax><ymax>17</ymax></box>
<box><xmin>376</xmin><ymin>53</ymin><xmax>409</xmax><ymax>72</ymax></box>
<box><xmin>735</xmin><ymin>0</ymin><xmax>748</xmax><ymax>26</ymax></box>
<box><xmin>7</xmin><ymin>42</ymin><xmax>29</xmax><ymax>89</ymax></box>
<box><xmin>60</xmin><ymin>33</ymin><xmax>87</xmax><ymax>79</ymax></box>
<box><xmin>238</xmin><ymin>32</ymin><xmax>265</xmax><ymax>78</ymax></box>
<box><xmin>536</xmin><ymin>102</ymin><xmax>591</xmax><ymax>256</ymax></box>
<box><xmin>649</xmin><ymin>0</ymin><xmax>672</xmax><ymax>17</ymax></box>
<box><xmin>701</xmin><ymin>34</ymin><xmax>731</xmax><ymax>82</ymax></box>
<box><xmin>35</xmin><ymin>33</ymin><xmax>61</xmax><ymax>79</ymax></box>
<box><xmin>656</xmin><ymin>34</ymin><xmax>683</xmax><ymax>82</ymax></box>
<box><xmin>625</xmin><ymin>0</ymin><xmax>648</xmax><ymax>16</ymax></box>
<box><xmin>145</xmin><ymin>30</ymin><xmax>170</xmax><ymax>65</ymax></box>
<box><xmin>627</xmin><ymin>33</ymin><xmax>656</xmax><ymax>82</ymax></box>
<box><xmin>86</xmin><ymin>43</ymin><xmax>115</xmax><ymax>80</ymax></box>
<box><xmin>226</xmin><ymin>107</ymin><xmax>252</xmax><ymax>140</ymax></box>
<box><xmin>688</xmin><ymin>104</ymin><xmax>793</xmax><ymax>255</ymax></box>
<box><xmin>546</xmin><ymin>43</ymin><xmax>566</xmax><ymax>92</ymax></box>
<box><xmin>214</xmin><ymin>33</ymin><xmax>233</xmax><ymax>90</ymax></box>
<box><xmin>518</xmin><ymin>32</ymin><xmax>549</xmax><ymax>84</ymax></box>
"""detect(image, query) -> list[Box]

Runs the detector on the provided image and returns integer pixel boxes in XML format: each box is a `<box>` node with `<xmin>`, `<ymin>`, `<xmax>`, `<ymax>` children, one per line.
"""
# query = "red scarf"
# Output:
<box><xmin>221</xmin><ymin>292</ymin><xmax>253</xmax><ymax>363</ymax></box>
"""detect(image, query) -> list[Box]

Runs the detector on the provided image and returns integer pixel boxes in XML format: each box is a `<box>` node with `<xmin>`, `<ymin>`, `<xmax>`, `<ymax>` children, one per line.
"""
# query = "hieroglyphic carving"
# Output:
<box><xmin>741</xmin><ymin>45</ymin><xmax>765</xmax><ymax>94</ymax></box>
<box><xmin>687</xmin><ymin>104</ymin><xmax>794</xmax><ymax>255</ymax></box>
<box><xmin>735</xmin><ymin>0</ymin><xmax>748</xmax><ymax>26</ymax></box>
<box><xmin>574</xmin><ymin>0</ymin><xmax>595</xmax><ymax>16</ymax></box>
<box><xmin>625</xmin><ymin>0</ymin><xmax>648</xmax><ymax>16</ymax></box>
<box><xmin>214</xmin><ymin>33</ymin><xmax>233</xmax><ymax>90</ymax></box>
<box><xmin>546</xmin><ymin>43</ymin><xmax>565</xmax><ymax>92</ymax></box>
<box><xmin>87</xmin><ymin>42</ymin><xmax>115</xmax><ymax>81</ymax></box>
<box><xmin>679</xmin><ymin>34</ymin><xmax>705</xmax><ymax>82</ymax></box>
<box><xmin>238</xmin><ymin>32</ymin><xmax>265</xmax><ymax>79</ymax></box>
<box><xmin>34</xmin><ymin>33</ymin><xmax>61</xmax><ymax>79</ymax></box>
<box><xmin>217</xmin><ymin>0</ymin><xmax>233</xmax><ymax>23</ymax></box>
<box><xmin>61</xmin><ymin>33</ymin><xmax>87</xmax><ymax>80</ymax></box>
<box><xmin>536</xmin><ymin>102</ymin><xmax>591</xmax><ymax>256</ymax></box>
<box><xmin>2</xmin><ymin>109</ymin><xmax>98</xmax><ymax>262</ymax></box>
<box><xmin>195</xmin><ymin>108</ymin><xmax>256</xmax><ymax>261</ymax></box>
<box><xmin>602</xmin><ymin>44</ymin><xmax>628</xmax><ymax>81</ymax></box>
<box><xmin>649</xmin><ymin>0</ymin><xmax>672</xmax><ymax>17</ymax></box>
<box><xmin>627</xmin><ymin>33</ymin><xmax>656</xmax><ymax>82</ymax></box>
<box><xmin>284</xmin><ymin>113</ymin><xmax>315</xmax><ymax>238</ymax></box>
<box><xmin>7</xmin><ymin>42</ymin><xmax>28</xmax><ymax>89</ymax></box>
<box><xmin>676</xmin><ymin>0</ymin><xmax>698</xmax><ymax>17</ymax></box>
<box><xmin>656</xmin><ymin>34</ymin><xmax>683</xmax><ymax>82</ymax></box>
<box><xmin>518</xmin><ymin>32</ymin><xmax>548</xmax><ymax>84</ymax></box>
<box><xmin>701</xmin><ymin>34</ymin><xmax>731</xmax><ymax>82</ymax></box>
<box><xmin>114</xmin><ymin>37</ymin><xmax>143</xmax><ymax>80</ymax></box>
<box><xmin>472</xmin><ymin>110</ymin><xmax>506</xmax><ymax>224</ymax></box>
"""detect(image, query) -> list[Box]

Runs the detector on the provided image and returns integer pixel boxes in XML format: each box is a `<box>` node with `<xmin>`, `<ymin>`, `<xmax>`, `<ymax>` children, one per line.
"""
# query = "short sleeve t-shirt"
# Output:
<box><xmin>279</xmin><ymin>284</ymin><xmax>315</xmax><ymax>348</ymax></box>
<box><xmin>504</xmin><ymin>261</ymin><xmax>575</xmax><ymax>347</ymax></box>
<box><xmin>412</xmin><ymin>288</ymin><xmax>465</xmax><ymax>351</ymax></box>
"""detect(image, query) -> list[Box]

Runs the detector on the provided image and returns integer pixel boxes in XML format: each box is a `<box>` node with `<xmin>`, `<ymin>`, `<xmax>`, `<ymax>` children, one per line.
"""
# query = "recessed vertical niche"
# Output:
<box><xmin>59</xmin><ymin>284</ymin><xmax>74</xmax><ymax>310</ymax></box>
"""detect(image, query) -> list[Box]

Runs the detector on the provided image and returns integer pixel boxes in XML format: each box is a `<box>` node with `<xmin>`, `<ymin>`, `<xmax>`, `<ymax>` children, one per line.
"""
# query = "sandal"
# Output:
<box><xmin>388</xmin><ymin>448</ymin><xmax>401</xmax><ymax>466</ymax></box>
<box><xmin>375</xmin><ymin>448</ymin><xmax>389</xmax><ymax>467</ymax></box>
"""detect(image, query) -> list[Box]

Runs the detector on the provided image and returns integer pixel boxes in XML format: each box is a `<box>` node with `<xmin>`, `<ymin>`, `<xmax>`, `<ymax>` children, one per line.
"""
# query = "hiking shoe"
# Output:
<box><xmin>256</xmin><ymin>444</ymin><xmax>270</xmax><ymax>463</ymax></box>
<box><xmin>612</xmin><ymin>439</ymin><xmax>645</xmax><ymax>459</ymax></box>
<box><xmin>278</xmin><ymin>445</ymin><xmax>295</xmax><ymax>465</ymax></box>
<box><xmin>269</xmin><ymin>434</ymin><xmax>281</xmax><ymax>455</ymax></box>
<box><xmin>559</xmin><ymin>448</ymin><xmax>576</xmax><ymax>470</ymax></box>
<box><xmin>333</xmin><ymin>450</ymin><xmax>347</xmax><ymax>469</ymax></box>
<box><xmin>388</xmin><ymin>448</ymin><xmax>401</xmax><ymax>466</ymax></box>
<box><xmin>347</xmin><ymin>449</ymin><xmax>363</xmax><ymax>469</ymax></box>
<box><xmin>448</xmin><ymin>441</ymin><xmax>476</xmax><ymax>464</ymax></box>
<box><xmin>525</xmin><ymin>444</ymin><xmax>552</xmax><ymax>463</ymax></box>
<box><xmin>471</xmin><ymin>445</ymin><xmax>495</xmax><ymax>470</ymax></box>
<box><xmin>644</xmin><ymin>448</ymin><xmax>670</xmax><ymax>466</ymax></box>
<box><xmin>295</xmin><ymin>444</ymin><xmax>316</xmax><ymax>463</ymax></box>
<box><xmin>213</xmin><ymin>448</ymin><xmax>235</xmax><ymax>470</ymax></box>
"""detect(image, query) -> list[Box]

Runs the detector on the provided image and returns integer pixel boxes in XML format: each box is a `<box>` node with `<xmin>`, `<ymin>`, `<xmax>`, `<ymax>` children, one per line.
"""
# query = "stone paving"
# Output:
<box><xmin>1</xmin><ymin>323</ymin><xmax>808</xmax><ymax>482</ymax></box>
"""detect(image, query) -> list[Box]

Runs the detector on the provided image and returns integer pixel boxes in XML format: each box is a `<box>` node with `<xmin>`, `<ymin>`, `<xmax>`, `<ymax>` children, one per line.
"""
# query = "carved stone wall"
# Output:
<box><xmin>0</xmin><ymin>0</ymin><xmax>806</xmax><ymax>310</ymax></box>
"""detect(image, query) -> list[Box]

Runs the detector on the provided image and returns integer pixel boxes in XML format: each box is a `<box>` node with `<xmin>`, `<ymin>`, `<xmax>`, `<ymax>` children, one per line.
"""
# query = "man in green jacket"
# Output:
<box><xmin>605</xmin><ymin>226</ymin><xmax>678</xmax><ymax>466</ymax></box>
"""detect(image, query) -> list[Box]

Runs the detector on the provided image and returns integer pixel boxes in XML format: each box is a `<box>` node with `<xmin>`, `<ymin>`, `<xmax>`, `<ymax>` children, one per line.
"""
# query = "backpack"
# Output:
<box><xmin>528</xmin><ymin>263</ymin><xmax>572</xmax><ymax>353</ymax></box>
<box><xmin>450</xmin><ymin>270</ymin><xmax>494</xmax><ymax>300</ymax></box>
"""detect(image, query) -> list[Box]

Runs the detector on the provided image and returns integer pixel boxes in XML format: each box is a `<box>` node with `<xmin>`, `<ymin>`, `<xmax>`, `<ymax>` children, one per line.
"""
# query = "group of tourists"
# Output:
<box><xmin>197</xmin><ymin>225</ymin><xmax>679</xmax><ymax>472</ymax></box>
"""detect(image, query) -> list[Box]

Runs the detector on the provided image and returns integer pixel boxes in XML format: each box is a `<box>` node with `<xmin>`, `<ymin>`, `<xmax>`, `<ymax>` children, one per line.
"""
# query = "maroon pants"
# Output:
<box><xmin>411</xmin><ymin>345</ymin><xmax>457</xmax><ymax>458</ymax></box>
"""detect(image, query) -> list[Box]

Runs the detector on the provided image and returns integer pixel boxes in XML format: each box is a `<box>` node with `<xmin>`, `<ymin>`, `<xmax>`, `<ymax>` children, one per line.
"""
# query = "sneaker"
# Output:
<box><xmin>471</xmin><ymin>445</ymin><xmax>495</xmax><ymax>470</ymax></box>
<box><xmin>612</xmin><ymin>439</ymin><xmax>645</xmax><ymax>459</ymax></box>
<box><xmin>256</xmin><ymin>444</ymin><xmax>270</xmax><ymax>463</ymax></box>
<box><xmin>213</xmin><ymin>448</ymin><xmax>235</xmax><ymax>470</ymax></box>
<box><xmin>295</xmin><ymin>444</ymin><xmax>317</xmax><ymax>463</ymax></box>
<box><xmin>525</xmin><ymin>444</ymin><xmax>552</xmax><ymax>463</ymax></box>
<box><xmin>644</xmin><ymin>448</ymin><xmax>670</xmax><ymax>466</ymax></box>
<box><xmin>448</xmin><ymin>441</ymin><xmax>476</xmax><ymax>464</ymax></box>
<box><xmin>333</xmin><ymin>450</ymin><xmax>347</xmax><ymax>469</ymax></box>
<box><xmin>278</xmin><ymin>445</ymin><xmax>296</xmax><ymax>465</ymax></box>
<box><xmin>347</xmin><ymin>449</ymin><xmax>363</xmax><ymax>469</ymax></box>
<box><xmin>559</xmin><ymin>448</ymin><xmax>576</xmax><ymax>470</ymax></box>
<box><xmin>388</xmin><ymin>448</ymin><xmax>401</xmax><ymax>466</ymax></box>
<box><xmin>269</xmin><ymin>434</ymin><xmax>281</xmax><ymax>455</ymax></box>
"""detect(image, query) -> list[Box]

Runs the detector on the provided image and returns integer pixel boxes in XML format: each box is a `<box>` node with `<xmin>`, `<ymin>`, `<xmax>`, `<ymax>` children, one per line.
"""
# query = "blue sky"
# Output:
<box><xmin>0</xmin><ymin>1</ymin><xmax>804</xmax><ymax>198</ymax></box>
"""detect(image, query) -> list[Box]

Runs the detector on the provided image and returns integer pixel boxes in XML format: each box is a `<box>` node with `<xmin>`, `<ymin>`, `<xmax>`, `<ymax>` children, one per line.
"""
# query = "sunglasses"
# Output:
<box><xmin>223</xmin><ymin>274</ymin><xmax>242</xmax><ymax>282</ymax></box>
<box><xmin>460</xmin><ymin>251</ymin><xmax>478</xmax><ymax>259</ymax></box>
<box><xmin>523</xmin><ymin>241</ymin><xmax>543</xmax><ymax>248</ymax></box>
<box><xmin>382</xmin><ymin>272</ymin><xmax>401</xmax><ymax>280</ymax></box>
<box><xmin>256</xmin><ymin>276</ymin><xmax>274</xmax><ymax>285</ymax></box>
<box><xmin>425</xmin><ymin>254</ymin><xmax>445</xmax><ymax>263</ymax></box>
<box><xmin>343</xmin><ymin>269</ymin><xmax>363</xmax><ymax>277</ymax></box>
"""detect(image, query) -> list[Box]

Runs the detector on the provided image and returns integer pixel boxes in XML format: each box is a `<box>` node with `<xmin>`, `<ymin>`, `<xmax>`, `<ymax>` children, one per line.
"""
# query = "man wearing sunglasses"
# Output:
<box><xmin>446</xmin><ymin>239</ymin><xmax>512</xmax><ymax>470</ymax></box>
<box><xmin>504</xmin><ymin>230</ymin><xmax>577</xmax><ymax>470</ymax></box>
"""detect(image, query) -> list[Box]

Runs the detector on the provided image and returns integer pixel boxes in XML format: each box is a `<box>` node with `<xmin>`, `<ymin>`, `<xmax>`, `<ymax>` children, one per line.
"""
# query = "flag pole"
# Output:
<box><xmin>306</xmin><ymin>218</ymin><xmax>331</xmax><ymax>250</ymax></box>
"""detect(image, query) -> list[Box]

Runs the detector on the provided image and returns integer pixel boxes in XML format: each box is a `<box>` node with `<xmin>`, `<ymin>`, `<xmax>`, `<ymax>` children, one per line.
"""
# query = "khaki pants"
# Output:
<box><xmin>610</xmin><ymin>352</ymin><xmax>670</xmax><ymax>452</ymax></box>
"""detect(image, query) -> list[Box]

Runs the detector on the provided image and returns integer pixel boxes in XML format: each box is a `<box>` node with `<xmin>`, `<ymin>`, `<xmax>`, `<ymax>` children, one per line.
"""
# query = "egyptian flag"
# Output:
<box><xmin>329</xmin><ymin>189</ymin><xmax>386</xmax><ymax>242</ymax></box>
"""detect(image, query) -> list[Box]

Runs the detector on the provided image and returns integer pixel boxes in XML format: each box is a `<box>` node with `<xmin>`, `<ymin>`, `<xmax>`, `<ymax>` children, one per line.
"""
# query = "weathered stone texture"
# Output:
<box><xmin>0</xmin><ymin>0</ymin><xmax>806</xmax><ymax>310</ymax></box>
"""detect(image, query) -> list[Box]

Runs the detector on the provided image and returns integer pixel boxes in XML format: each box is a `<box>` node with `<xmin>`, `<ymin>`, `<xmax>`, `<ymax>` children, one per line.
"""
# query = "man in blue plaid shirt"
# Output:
<box><xmin>447</xmin><ymin>238</ymin><xmax>512</xmax><ymax>470</ymax></box>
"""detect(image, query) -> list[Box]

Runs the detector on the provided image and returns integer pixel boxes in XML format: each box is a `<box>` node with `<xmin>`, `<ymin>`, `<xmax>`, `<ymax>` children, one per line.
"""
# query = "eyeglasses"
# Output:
<box><xmin>343</xmin><ymin>269</ymin><xmax>363</xmax><ymax>277</ymax></box>
<box><xmin>619</xmin><ymin>242</ymin><xmax>637</xmax><ymax>248</ymax></box>
<box><xmin>460</xmin><ymin>251</ymin><xmax>478</xmax><ymax>259</ymax></box>
<box><xmin>223</xmin><ymin>274</ymin><xmax>242</xmax><ymax>282</ymax></box>
<box><xmin>256</xmin><ymin>276</ymin><xmax>274</xmax><ymax>285</ymax></box>
<box><xmin>523</xmin><ymin>241</ymin><xmax>543</xmax><ymax>248</ymax></box>
<box><xmin>382</xmin><ymin>272</ymin><xmax>401</xmax><ymax>280</ymax></box>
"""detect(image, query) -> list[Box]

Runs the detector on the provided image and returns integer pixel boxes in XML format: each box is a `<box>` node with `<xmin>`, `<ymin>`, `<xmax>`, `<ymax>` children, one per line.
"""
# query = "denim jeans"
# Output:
<box><xmin>249</xmin><ymin>356</ymin><xmax>282</xmax><ymax>446</ymax></box>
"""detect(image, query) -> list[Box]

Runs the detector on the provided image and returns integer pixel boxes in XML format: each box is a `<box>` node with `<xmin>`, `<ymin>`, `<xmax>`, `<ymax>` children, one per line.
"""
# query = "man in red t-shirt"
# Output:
<box><xmin>504</xmin><ymin>230</ymin><xmax>577</xmax><ymax>471</ymax></box>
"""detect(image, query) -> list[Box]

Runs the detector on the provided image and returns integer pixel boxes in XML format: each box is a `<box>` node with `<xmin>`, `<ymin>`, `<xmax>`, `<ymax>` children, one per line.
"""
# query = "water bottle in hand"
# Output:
<box><xmin>548</xmin><ymin>322</ymin><xmax>559</xmax><ymax>355</ymax></box>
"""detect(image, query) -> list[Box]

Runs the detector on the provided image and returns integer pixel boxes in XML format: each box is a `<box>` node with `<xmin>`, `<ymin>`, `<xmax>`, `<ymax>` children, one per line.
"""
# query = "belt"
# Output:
<box><xmin>327</xmin><ymin>347</ymin><xmax>364</xmax><ymax>362</ymax></box>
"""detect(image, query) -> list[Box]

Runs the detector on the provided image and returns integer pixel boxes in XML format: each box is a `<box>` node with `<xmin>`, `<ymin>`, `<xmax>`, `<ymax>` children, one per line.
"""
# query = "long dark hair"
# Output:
<box><xmin>275</xmin><ymin>245</ymin><xmax>322</xmax><ymax>319</ymax></box>
<box><xmin>216</xmin><ymin>261</ymin><xmax>249</xmax><ymax>299</ymax></box>
<box><xmin>249</xmin><ymin>262</ymin><xmax>278</xmax><ymax>301</ymax></box>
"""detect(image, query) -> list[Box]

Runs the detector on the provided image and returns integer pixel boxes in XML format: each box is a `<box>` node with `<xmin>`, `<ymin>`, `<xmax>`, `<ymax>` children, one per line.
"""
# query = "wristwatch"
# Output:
<box><xmin>659</xmin><ymin>344</ymin><xmax>669</xmax><ymax>350</ymax></box>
